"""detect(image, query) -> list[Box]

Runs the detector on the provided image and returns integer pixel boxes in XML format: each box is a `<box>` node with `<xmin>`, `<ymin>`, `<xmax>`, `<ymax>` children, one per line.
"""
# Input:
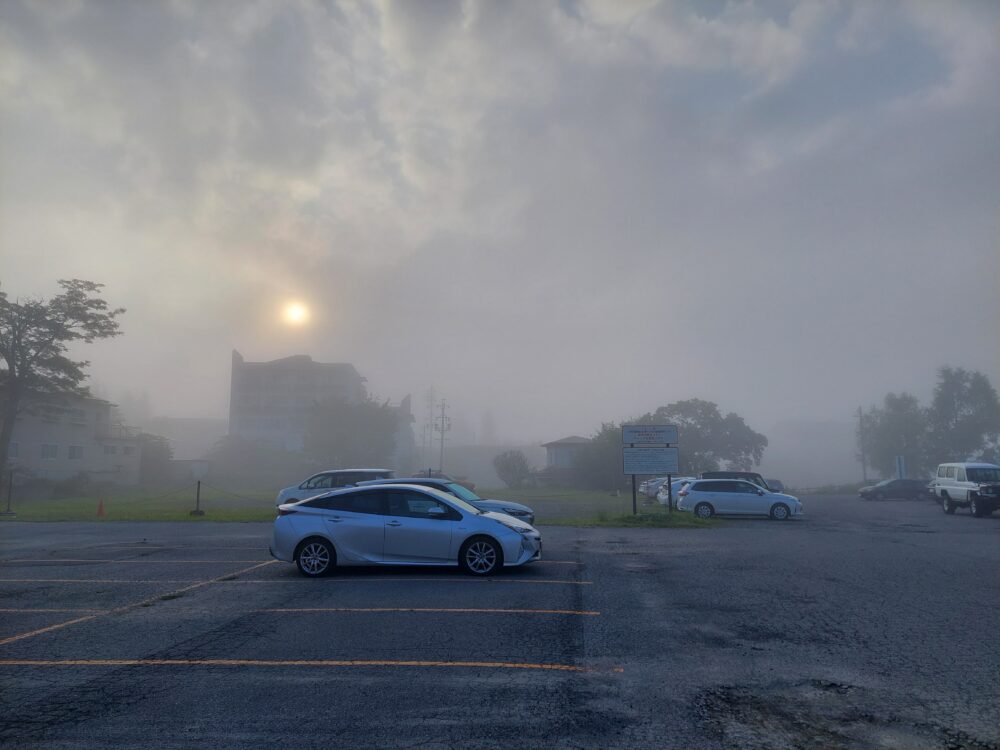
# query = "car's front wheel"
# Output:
<box><xmin>969</xmin><ymin>495</ymin><xmax>986</xmax><ymax>518</ymax></box>
<box><xmin>296</xmin><ymin>538</ymin><xmax>335</xmax><ymax>577</ymax></box>
<box><xmin>693</xmin><ymin>502</ymin><xmax>714</xmax><ymax>519</ymax></box>
<box><xmin>459</xmin><ymin>537</ymin><xmax>503</xmax><ymax>576</ymax></box>
<box><xmin>769</xmin><ymin>503</ymin><xmax>790</xmax><ymax>521</ymax></box>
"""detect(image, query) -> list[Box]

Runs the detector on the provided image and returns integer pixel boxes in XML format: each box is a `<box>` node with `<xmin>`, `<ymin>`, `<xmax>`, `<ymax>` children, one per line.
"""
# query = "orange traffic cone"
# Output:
<box><xmin>97</xmin><ymin>499</ymin><xmax>106</xmax><ymax>518</ymax></box>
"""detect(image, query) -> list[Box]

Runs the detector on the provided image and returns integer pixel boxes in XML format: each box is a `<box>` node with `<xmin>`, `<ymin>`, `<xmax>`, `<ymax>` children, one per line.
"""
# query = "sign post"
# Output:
<box><xmin>622</xmin><ymin>425</ymin><xmax>679</xmax><ymax>515</ymax></box>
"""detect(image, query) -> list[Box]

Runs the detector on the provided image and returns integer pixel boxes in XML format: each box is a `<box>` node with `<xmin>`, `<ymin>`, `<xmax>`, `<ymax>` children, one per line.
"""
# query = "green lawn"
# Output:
<box><xmin>0</xmin><ymin>488</ymin><xmax>276</xmax><ymax>522</ymax></box>
<box><xmin>0</xmin><ymin>486</ymin><xmax>713</xmax><ymax>527</ymax></box>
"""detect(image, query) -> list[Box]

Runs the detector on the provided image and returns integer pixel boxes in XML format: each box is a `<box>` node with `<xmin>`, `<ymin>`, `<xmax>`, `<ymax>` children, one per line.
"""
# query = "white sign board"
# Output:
<box><xmin>623</xmin><ymin>446</ymin><xmax>679</xmax><ymax>475</ymax></box>
<box><xmin>622</xmin><ymin>424</ymin><xmax>678</xmax><ymax>445</ymax></box>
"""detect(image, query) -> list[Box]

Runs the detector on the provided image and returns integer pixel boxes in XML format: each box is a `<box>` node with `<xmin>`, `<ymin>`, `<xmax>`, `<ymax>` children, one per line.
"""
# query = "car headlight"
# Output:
<box><xmin>498</xmin><ymin>520</ymin><xmax>535</xmax><ymax>536</ymax></box>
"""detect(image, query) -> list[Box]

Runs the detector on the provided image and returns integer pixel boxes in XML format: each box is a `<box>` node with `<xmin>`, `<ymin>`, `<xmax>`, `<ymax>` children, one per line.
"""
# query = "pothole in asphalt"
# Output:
<box><xmin>694</xmin><ymin>681</ymin><xmax>999</xmax><ymax>750</ymax></box>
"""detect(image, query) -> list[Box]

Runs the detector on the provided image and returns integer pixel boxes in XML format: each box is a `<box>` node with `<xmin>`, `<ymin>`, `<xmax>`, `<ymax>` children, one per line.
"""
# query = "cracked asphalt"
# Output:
<box><xmin>1</xmin><ymin>494</ymin><xmax>998</xmax><ymax>749</ymax></box>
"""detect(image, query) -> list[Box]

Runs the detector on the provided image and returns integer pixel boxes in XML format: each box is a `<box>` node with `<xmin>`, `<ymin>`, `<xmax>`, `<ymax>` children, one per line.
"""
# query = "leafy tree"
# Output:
<box><xmin>0</xmin><ymin>279</ymin><xmax>124</xmax><ymax>488</ymax></box>
<box><xmin>138</xmin><ymin>433</ymin><xmax>174</xmax><ymax>486</ymax></box>
<box><xmin>863</xmin><ymin>393</ymin><xmax>931</xmax><ymax>478</ymax></box>
<box><xmin>206</xmin><ymin>435</ymin><xmax>309</xmax><ymax>489</ymax></box>
<box><xmin>574</xmin><ymin>422</ymin><xmax>628</xmax><ymax>491</ymax></box>
<box><xmin>304</xmin><ymin>396</ymin><xmax>401</xmax><ymax>469</ymax></box>
<box><xmin>493</xmin><ymin>449</ymin><xmax>532</xmax><ymax>489</ymax></box>
<box><xmin>927</xmin><ymin>367</ymin><xmax>1000</xmax><ymax>463</ymax></box>
<box><xmin>637</xmin><ymin>399</ymin><xmax>767</xmax><ymax>475</ymax></box>
<box><xmin>574</xmin><ymin>400</ymin><xmax>767</xmax><ymax>489</ymax></box>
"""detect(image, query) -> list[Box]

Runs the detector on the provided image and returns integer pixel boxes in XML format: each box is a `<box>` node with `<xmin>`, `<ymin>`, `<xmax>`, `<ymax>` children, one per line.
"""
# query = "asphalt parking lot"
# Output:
<box><xmin>1</xmin><ymin>495</ymin><xmax>998</xmax><ymax>749</ymax></box>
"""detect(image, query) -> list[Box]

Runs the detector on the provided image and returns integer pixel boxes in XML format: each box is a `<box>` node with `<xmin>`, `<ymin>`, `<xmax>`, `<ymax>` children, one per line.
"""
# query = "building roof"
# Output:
<box><xmin>541</xmin><ymin>435</ymin><xmax>592</xmax><ymax>447</ymax></box>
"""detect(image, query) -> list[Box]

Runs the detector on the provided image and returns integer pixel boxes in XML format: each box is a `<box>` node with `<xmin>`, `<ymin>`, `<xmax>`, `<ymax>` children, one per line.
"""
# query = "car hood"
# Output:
<box><xmin>474</xmin><ymin>499</ymin><xmax>533</xmax><ymax>513</ymax></box>
<box><xmin>480</xmin><ymin>511</ymin><xmax>537</xmax><ymax>532</ymax></box>
<box><xmin>771</xmin><ymin>492</ymin><xmax>801</xmax><ymax>503</ymax></box>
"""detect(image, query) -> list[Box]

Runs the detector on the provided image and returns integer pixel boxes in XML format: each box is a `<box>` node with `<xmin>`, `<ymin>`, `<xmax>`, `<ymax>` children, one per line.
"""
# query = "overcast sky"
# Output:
<box><xmin>2</xmin><ymin>0</ymin><xmax>998</xmax><ymax>444</ymax></box>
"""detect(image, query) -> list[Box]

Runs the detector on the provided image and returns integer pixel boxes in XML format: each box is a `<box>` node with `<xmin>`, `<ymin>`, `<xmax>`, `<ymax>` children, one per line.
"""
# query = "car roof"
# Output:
<box><xmin>939</xmin><ymin>462</ymin><xmax>1000</xmax><ymax>469</ymax></box>
<box><xmin>294</xmin><ymin>482</ymin><xmax>459</xmax><ymax>504</ymax></box>
<box><xmin>691</xmin><ymin>478</ymin><xmax>759</xmax><ymax>485</ymax></box>
<box><xmin>358</xmin><ymin>477</ymin><xmax>450</xmax><ymax>486</ymax></box>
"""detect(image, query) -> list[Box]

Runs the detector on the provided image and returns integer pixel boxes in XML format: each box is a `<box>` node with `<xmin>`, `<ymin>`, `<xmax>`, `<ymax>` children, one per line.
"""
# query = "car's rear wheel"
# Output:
<box><xmin>694</xmin><ymin>502</ymin><xmax>714</xmax><ymax>519</ymax></box>
<box><xmin>295</xmin><ymin>538</ymin><xmax>335</xmax><ymax>577</ymax></box>
<box><xmin>769</xmin><ymin>503</ymin><xmax>790</xmax><ymax>521</ymax></box>
<box><xmin>459</xmin><ymin>537</ymin><xmax>502</xmax><ymax>576</ymax></box>
<box><xmin>941</xmin><ymin>494</ymin><xmax>955</xmax><ymax>515</ymax></box>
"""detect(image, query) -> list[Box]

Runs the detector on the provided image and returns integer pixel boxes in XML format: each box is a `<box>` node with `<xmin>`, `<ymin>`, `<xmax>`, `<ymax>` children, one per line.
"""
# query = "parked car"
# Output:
<box><xmin>765</xmin><ymin>478</ymin><xmax>785</xmax><ymax>493</ymax></box>
<box><xmin>640</xmin><ymin>476</ymin><xmax>672</xmax><ymax>498</ymax></box>
<box><xmin>677</xmin><ymin>479</ymin><xmax>803</xmax><ymax>520</ymax></box>
<box><xmin>858</xmin><ymin>478</ymin><xmax>928</xmax><ymax>501</ymax></box>
<box><xmin>409</xmin><ymin>469</ymin><xmax>476</xmax><ymax>492</ymax></box>
<box><xmin>275</xmin><ymin>468</ymin><xmax>395</xmax><ymax>505</ymax></box>
<box><xmin>930</xmin><ymin>462</ymin><xmax>1000</xmax><ymax>517</ymax></box>
<box><xmin>271</xmin><ymin>483</ymin><xmax>541</xmax><ymax>576</ymax></box>
<box><xmin>656</xmin><ymin>477</ymin><xmax>695</xmax><ymax>505</ymax></box>
<box><xmin>698</xmin><ymin>471</ymin><xmax>772</xmax><ymax>491</ymax></box>
<box><xmin>357</xmin><ymin>477</ymin><xmax>535</xmax><ymax>525</ymax></box>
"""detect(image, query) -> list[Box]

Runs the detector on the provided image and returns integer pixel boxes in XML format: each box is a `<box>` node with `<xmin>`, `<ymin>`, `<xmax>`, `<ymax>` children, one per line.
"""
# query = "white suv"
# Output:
<box><xmin>931</xmin><ymin>462</ymin><xmax>1000</xmax><ymax>517</ymax></box>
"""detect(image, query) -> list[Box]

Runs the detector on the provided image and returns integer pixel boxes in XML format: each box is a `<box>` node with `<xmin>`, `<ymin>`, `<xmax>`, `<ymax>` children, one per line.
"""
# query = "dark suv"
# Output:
<box><xmin>699</xmin><ymin>471</ymin><xmax>770</xmax><ymax>491</ymax></box>
<box><xmin>858</xmin><ymin>478</ymin><xmax>927</xmax><ymax>501</ymax></box>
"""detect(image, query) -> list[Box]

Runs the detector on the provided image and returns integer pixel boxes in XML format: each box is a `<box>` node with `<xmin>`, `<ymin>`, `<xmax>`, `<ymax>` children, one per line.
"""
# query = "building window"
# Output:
<box><xmin>41</xmin><ymin>444</ymin><xmax>58</xmax><ymax>460</ymax></box>
<box><xmin>8</xmin><ymin>442</ymin><xmax>18</xmax><ymax>458</ymax></box>
<box><xmin>104</xmin><ymin>445</ymin><xmax>118</xmax><ymax>455</ymax></box>
<box><xmin>69</xmin><ymin>408</ymin><xmax>86</xmax><ymax>423</ymax></box>
<box><xmin>69</xmin><ymin>445</ymin><xmax>84</xmax><ymax>460</ymax></box>
<box><xmin>123</xmin><ymin>446</ymin><xmax>135</xmax><ymax>456</ymax></box>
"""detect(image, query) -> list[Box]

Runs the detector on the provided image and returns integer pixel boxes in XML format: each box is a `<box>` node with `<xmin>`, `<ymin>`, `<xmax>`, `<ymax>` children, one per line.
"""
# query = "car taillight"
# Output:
<box><xmin>678</xmin><ymin>489</ymin><xmax>688</xmax><ymax>497</ymax></box>
<box><xmin>278</xmin><ymin>508</ymin><xmax>297</xmax><ymax>516</ymax></box>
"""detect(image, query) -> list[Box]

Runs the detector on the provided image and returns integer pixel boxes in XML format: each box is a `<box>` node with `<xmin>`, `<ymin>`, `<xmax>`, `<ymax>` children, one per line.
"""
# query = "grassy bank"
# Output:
<box><xmin>0</xmin><ymin>486</ymin><xmax>712</xmax><ymax>527</ymax></box>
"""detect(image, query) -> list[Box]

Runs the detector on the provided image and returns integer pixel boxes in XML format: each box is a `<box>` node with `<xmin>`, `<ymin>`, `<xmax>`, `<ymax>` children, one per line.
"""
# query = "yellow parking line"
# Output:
<box><xmin>0</xmin><ymin>577</ymin><xmax>591</xmax><ymax>586</ymax></box>
<box><xmin>0</xmin><ymin>561</ymin><xmax>277</xmax><ymax>648</ymax></box>
<box><xmin>0</xmin><ymin>608</ymin><xmax>109</xmax><ymax>613</ymax></box>
<box><xmin>3</xmin><ymin>559</ymin><xmax>267</xmax><ymax>564</ymax></box>
<box><xmin>257</xmin><ymin>607</ymin><xmax>600</xmax><ymax>616</ymax></box>
<box><xmin>0</xmin><ymin>658</ymin><xmax>612</xmax><ymax>672</ymax></box>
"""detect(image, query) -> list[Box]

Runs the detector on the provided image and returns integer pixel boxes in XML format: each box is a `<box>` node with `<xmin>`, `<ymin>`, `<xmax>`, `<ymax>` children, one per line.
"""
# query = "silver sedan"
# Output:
<box><xmin>271</xmin><ymin>483</ymin><xmax>542</xmax><ymax>577</ymax></box>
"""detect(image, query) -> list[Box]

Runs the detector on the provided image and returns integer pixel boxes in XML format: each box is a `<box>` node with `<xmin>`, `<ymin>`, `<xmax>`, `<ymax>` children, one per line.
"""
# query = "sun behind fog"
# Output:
<box><xmin>282</xmin><ymin>301</ymin><xmax>310</xmax><ymax>326</ymax></box>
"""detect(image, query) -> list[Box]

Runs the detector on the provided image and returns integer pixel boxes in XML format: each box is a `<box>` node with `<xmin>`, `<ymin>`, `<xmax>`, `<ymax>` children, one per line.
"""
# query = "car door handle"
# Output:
<box><xmin>386</xmin><ymin>520</ymin><xmax>402</xmax><ymax>527</ymax></box>
<box><xmin>326</xmin><ymin>516</ymin><xmax>343</xmax><ymax>523</ymax></box>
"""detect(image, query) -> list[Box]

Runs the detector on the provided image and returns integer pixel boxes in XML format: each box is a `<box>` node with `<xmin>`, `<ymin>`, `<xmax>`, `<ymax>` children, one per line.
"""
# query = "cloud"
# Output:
<box><xmin>1</xmin><ymin>0</ymin><xmax>997</xmax><ymax>450</ymax></box>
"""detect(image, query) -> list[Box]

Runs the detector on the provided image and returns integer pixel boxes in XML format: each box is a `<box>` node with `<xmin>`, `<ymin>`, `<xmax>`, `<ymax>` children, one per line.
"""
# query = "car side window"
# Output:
<box><xmin>387</xmin><ymin>491</ymin><xmax>459</xmax><ymax>520</ymax></box>
<box><xmin>937</xmin><ymin>466</ymin><xmax>946</xmax><ymax>478</ymax></box>
<box><xmin>304</xmin><ymin>474</ymin><xmax>332</xmax><ymax>490</ymax></box>
<box><xmin>945</xmin><ymin>467</ymin><xmax>956</xmax><ymax>479</ymax></box>
<box><xmin>737</xmin><ymin>482</ymin><xmax>759</xmax><ymax>493</ymax></box>
<box><xmin>956</xmin><ymin>467</ymin><xmax>966</xmax><ymax>481</ymax></box>
<box><xmin>327</xmin><ymin>491</ymin><xmax>387</xmax><ymax>515</ymax></box>
<box><xmin>713</xmin><ymin>482</ymin><xmax>737</xmax><ymax>493</ymax></box>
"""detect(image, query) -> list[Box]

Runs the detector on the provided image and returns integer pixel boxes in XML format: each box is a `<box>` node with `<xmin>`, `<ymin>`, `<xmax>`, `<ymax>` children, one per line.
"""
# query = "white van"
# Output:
<box><xmin>931</xmin><ymin>462</ymin><xmax>1000</xmax><ymax>517</ymax></box>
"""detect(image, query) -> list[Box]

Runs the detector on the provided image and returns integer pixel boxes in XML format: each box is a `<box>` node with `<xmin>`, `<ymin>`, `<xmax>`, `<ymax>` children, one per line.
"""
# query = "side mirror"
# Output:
<box><xmin>757</xmin><ymin>489</ymin><xmax>765</xmax><ymax>496</ymax></box>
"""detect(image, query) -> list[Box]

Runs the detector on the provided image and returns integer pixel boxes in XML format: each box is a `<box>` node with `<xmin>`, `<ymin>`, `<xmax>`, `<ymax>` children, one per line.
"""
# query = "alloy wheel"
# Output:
<box><xmin>299</xmin><ymin>542</ymin><xmax>331</xmax><ymax>575</ymax></box>
<box><xmin>465</xmin><ymin>541</ymin><xmax>498</xmax><ymax>574</ymax></box>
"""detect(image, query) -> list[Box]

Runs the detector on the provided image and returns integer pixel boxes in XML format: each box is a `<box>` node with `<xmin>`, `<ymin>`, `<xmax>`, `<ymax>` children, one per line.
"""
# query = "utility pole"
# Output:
<box><xmin>434</xmin><ymin>399</ymin><xmax>451</xmax><ymax>472</ymax></box>
<box><xmin>858</xmin><ymin>406</ymin><xmax>868</xmax><ymax>483</ymax></box>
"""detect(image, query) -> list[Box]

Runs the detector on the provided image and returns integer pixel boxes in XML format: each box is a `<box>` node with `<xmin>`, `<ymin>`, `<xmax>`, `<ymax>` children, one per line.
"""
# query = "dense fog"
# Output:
<box><xmin>2</xmin><ymin>1</ymin><xmax>998</xmax><ymax>486</ymax></box>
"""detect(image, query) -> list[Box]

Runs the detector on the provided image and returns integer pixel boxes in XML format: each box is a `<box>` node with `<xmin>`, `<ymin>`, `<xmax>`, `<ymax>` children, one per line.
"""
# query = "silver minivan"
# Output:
<box><xmin>931</xmin><ymin>462</ymin><xmax>1000</xmax><ymax>517</ymax></box>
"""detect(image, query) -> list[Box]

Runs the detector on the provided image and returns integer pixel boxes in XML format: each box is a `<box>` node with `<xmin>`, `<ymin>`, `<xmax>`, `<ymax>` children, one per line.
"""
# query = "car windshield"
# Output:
<box><xmin>444</xmin><ymin>482</ymin><xmax>482</xmax><ymax>503</ymax></box>
<box><xmin>968</xmin><ymin>468</ymin><xmax>1000</xmax><ymax>483</ymax></box>
<box><xmin>875</xmin><ymin>479</ymin><xmax>893</xmax><ymax>487</ymax></box>
<box><xmin>430</xmin><ymin>491</ymin><xmax>482</xmax><ymax>515</ymax></box>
